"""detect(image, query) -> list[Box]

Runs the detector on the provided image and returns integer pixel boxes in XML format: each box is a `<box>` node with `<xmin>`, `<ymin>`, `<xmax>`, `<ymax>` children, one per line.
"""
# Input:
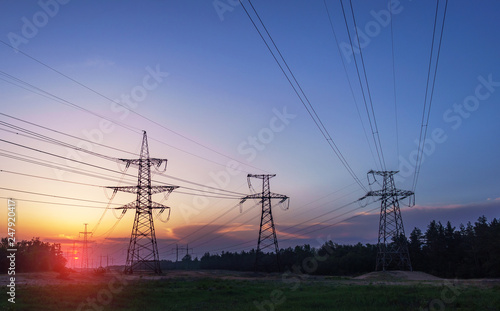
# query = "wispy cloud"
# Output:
<box><xmin>57</xmin><ymin>233</ymin><xmax>76</xmax><ymax>240</ymax></box>
<box><xmin>64</xmin><ymin>56</ymin><xmax>116</xmax><ymax>69</ymax></box>
<box><xmin>216</xmin><ymin>224</ymin><xmax>255</xmax><ymax>235</ymax></box>
<box><xmin>82</xmin><ymin>57</ymin><xmax>115</xmax><ymax>68</ymax></box>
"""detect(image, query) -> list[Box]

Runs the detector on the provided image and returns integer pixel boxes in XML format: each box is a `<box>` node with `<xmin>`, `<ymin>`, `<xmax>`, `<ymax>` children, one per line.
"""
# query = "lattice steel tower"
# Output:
<box><xmin>108</xmin><ymin>131</ymin><xmax>177</xmax><ymax>274</ymax></box>
<box><xmin>359</xmin><ymin>170</ymin><xmax>414</xmax><ymax>271</ymax></box>
<box><xmin>79</xmin><ymin>223</ymin><xmax>92</xmax><ymax>271</ymax></box>
<box><xmin>240</xmin><ymin>174</ymin><xmax>288</xmax><ymax>271</ymax></box>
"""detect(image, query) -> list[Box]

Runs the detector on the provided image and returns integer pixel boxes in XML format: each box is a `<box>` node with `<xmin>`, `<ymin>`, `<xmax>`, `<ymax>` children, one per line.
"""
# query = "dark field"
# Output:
<box><xmin>1</xmin><ymin>270</ymin><xmax>499</xmax><ymax>311</ymax></box>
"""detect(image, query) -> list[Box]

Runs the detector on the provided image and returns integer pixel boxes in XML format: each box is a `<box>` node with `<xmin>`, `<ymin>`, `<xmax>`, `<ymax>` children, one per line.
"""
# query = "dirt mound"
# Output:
<box><xmin>354</xmin><ymin>270</ymin><xmax>441</xmax><ymax>281</ymax></box>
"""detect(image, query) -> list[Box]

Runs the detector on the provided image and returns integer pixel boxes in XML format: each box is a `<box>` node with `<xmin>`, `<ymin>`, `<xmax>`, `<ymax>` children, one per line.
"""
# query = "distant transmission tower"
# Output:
<box><xmin>240</xmin><ymin>174</ymin><xmax>289</xmax><ymax>272</ymax></box>
<box><xmin>79</xmin><ymin>223</ymin><xmax>92</xmax><ymax>272</ymax></box>
<box><xmin>108</xmin><ymin>130</ymin><xmax>178</xmax><ymax>274</ymax></box>
<box><xmin>71</xmin><ymin>241</ymin><xmax>76</xmax><ymax>269</ymax></box>
<box><xmin>359</xmin><ymin>170</ymin><xmax>414</xmax><ymax>271</ymax></box>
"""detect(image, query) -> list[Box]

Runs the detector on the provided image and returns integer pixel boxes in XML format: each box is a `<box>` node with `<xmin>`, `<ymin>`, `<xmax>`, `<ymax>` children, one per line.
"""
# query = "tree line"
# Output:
<box><xmin>0</xmin><ymin>237</ymin><xmax>67</xmax><ymax>274</ymax></box>
<box><xmin>185</xmin><ymin>215</ymin><xmax>500</xmax><ymax>278</ymax></box>
<box><xmin>2</xmin><ymin>215</ymin><xmax>498</xmax><ymax>278</ymax></box>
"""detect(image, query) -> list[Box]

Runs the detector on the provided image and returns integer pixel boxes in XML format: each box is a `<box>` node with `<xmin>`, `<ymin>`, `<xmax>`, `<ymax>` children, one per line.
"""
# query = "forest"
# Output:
<box><xmin>178</xmin><ymin>215</ymin><xmax>500</xmax><ymax>278</ymax></box>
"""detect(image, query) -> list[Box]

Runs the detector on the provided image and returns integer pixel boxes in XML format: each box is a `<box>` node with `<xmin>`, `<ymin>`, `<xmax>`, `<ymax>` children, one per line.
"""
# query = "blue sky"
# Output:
<box><xmin>0</xmin><ymin>0</ymin><xmax>499</xmax><ymax>263</ymax></box>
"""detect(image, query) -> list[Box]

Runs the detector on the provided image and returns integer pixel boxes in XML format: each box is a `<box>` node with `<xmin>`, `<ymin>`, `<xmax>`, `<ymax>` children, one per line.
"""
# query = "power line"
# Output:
<box><xmin>0</xmin><ymin>70</ymin><xmax>140</xmax><ymax>133</ymax></box>
<box><xmin>0</xmin><ymin>168</ymin><xmax>123</xmax><ymax>189</ymax></box>
<box><xmin>154</xmin><ymin>170</ymin><xmax>246</xmax><ymax>197</ymax></box>
<box><xmin>0</xmin><ymin>72</ymin><xmax>251</xmax><ymax>171</ymax></box>
<box><xmin>190</xmin><ymin>213</ymin><xmax>261</xmax><ymax>251</ymax></box>
<box><xmin>0</xmin><ymin>111</ymin><xmax>249</xmax><ymax>197</ymax></box>
<box><xmin>348</xmin><ymin>0</ymin><xmax>386</xmax><ymax>170</ymax></box>
<box><xmin>171</xmin><ymin>203</ymin><xmax>243</xmax><ymax>244</ymax></box>
<box><xmin>0</xmin><ymin>137</ymin><xmax>129</xmax><ymax>177</ymax></box>
<box><xmin>340</xmin><ymin>0</ymin><xmax>386</xmax><ymax>171</ymax></box>
<box><xmin>0</xmin><ymin>112</ymin><xmax>139</xmax><ymax>157</ymax></box>
<box><xmin>187</xmin><ymin>192</ymin><xmax>370</xmax><ymax>255</ymax></box>
<box><xmin>412</xmin><ymin>0</ymin><xmax>449</xmax><ymax>192</ymax></box>
<box><xmin>0</xmin><ymin>196</ymin><xmax>115</xmax><ymax>209</ymax></box>
<box><xmin>204</xmin><ymin>201</ymin><xmax>381</xmax><ymax>255</ymax></box>
<box><xmin>0</xmin><ymin>187</ymin><xmax>123</xmax><ymax>206</ymax></box>
<box><xmin>281</xmin><ymin>200</ymin><xmax>357</xmax><ymax>234</ymax></box>
<box><xmin>165</xmin><ymin>188</ymin><xmax>360</xmax><ymax>256</ymax></box>
<box><xmin>157</xmin><ymin>201</ymin><xmax>258</xmax><ymax>255</ymax></box>
<box><xmin>0</xmin><ymin>148</ymin><xmax>138</xmax><ymax>185</ymax></box>
<box><xmin>240</xmin><ymin>0</ymin><xmax>367</xmax><ymax>192</ymax></box>
<box><xmin>281</xmin><ymin>203</ymin><xmax>380</xmax><ymax>243</ymax></box>
<box><xmin>0</xmin><ymin>150</ymin><xmax>241</xmax><ymax>199</ymax></box>
<box><xmin>0</xmin><ymin>134</ymin><xmax>244</xmax><ymax>198</ymax></box>
<box><xmin>389</xmin><ymin>0</ymin><xmax>400</xmax><ymax>166</ymax></box>
<box><xmin>0</xmin><ymin>122</ymin><xmax>116</xmax><ymax>162</ymax></box>
<box><xmin>323</xmin><ymin>0</ymin><xmax>379</xmax><ymax>170</ymax></box>
<box><xmin>0</xmin><ymin>151</ymin><xmax>241</xmax><ymax>199</ymax></box>
<box><xmin>279</xmin><ymin>181</ymin><xmax>363</xmax><ymax>221</ymax></box>
<box><xmin>179</xmin><ymin>203</ymin><xmax>259</xmax><ymax>250</ymax></box>
<box><xmin>0</xmin><ymin>40</ymin><xmax>268</xmax><ymax>174</ymax></box>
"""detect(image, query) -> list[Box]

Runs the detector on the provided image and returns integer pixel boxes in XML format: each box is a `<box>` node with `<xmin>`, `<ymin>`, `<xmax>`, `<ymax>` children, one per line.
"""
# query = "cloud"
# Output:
<box><xmin>64</xmin><ymin>57</ymin><xmax>116</xmax><ymax>69</ymax></box>
<box><xmin>57</xmin><ymin>233</ymin><xmax>76</xmax><ymax>240</ymax></box>
<box><xmin>216</xmin><ymin>224</ymin><xmax>255</xmax><ymax>235</ymax></box>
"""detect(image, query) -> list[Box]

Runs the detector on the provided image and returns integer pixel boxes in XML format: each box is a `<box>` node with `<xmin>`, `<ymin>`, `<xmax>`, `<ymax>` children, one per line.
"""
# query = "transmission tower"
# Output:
<box><xmin>107</xmin><ymin>131</ymin><xmax>178</xmax><ymax>274</ymax></box>
<box><xmin>359</xmin><ymin>170</ymin><xmax>414</xmax><ymax>271</ymax></box>
<box><xmin>71</xmin><ymin>241</ymin><xmax>76</xmax><ymax>269</ymax></box>
<box><xmin>240</xmin><ymin>174</ymin><xmax>289</xmax><ymax>272</ymax></box>
<box><xmin>172</xmin><ymin>244</ymin><xmax>193</xmax><ymax>262</ymax></box>
<box><xmin>79</xmin><ymin>223</ymin><xmax>92</xmax><ymax>272</ymax></box>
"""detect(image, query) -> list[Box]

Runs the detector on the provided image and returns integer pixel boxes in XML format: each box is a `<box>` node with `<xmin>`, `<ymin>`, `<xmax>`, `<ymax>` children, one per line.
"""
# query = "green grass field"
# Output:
<box><xmin>2</xmin><ymin>277</ymin><xmax>499</xmax><ymax>311</ymax></box>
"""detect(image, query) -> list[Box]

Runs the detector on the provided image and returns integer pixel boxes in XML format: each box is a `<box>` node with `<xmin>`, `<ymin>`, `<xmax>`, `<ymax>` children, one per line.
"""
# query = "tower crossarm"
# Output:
<box><xmin>368</xmin><ymin>170</ymin><xmax>399</xmax><ymax>177</ymax></box>
<box><xmin>112</xmin><ymin>201</ymin><xmax>136</xmax><ymax>210</ymax></box>
<box><xmin>150</xmin><ymin>201</ymin><xmax>173</xmax><ymax>210</ymax></box>
<box><xmin>118</xmin><ymin>158</ymin><xmax>167</xmax><ymax>167</ymax></box>
<box><xmin>247</xmin><ymin>173</ymin><xmax>276</xmax><ymax>179</ymax></box>
<box><xmin>112</xmin><ymin>201</ymin><xmax>172</xmax><ymax>210</ymax></box>
<box><xmin>359</xmin><ymin>189</ymin><xmax>414</xmax><ymax>201</ymax></box>
<box><xmin>107</xmin><ymin>185</ymin><xmax>178</xmax><ymax>195</ymax></box>
<box><xmin>240</xmin><ymin>193</ymin><xmax>288</xmax><ymax>204</ymax></box>
<box><xmin>150</xmin><ymin>185</ymin><xmax>179</xmax><ymax>195</ymax></box>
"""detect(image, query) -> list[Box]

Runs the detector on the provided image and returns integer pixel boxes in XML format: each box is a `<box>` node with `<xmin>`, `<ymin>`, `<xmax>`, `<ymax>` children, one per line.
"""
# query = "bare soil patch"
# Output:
<box><xmin>354</xmin><ymin>270</ymin><xmax>442</xmax><ymax>281</ymax></box>
<box><xmin>3</xmin><ymin>269</ymin><xmax>499</xmax><ymax>288</ymax></box>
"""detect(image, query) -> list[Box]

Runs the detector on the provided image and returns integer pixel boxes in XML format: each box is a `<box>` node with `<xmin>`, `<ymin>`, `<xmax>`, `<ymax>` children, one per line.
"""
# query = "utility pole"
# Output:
<box><xmin>172</xmin><ymin>244</ymin><xmax>193</xmax><ymax>262</ymax></box>
<box><xmin>359</xmin><ymin>170</ymin><xmax>414</xmax><ymax>271</ymax></box>
<box><xmin>107</xmin><ymin>131</ymin><xmax>178</xmax><ymax>275</ymax></box>
<box><xmin>79</xmin><ymin>223</ymin><xmax>92</xmax><ymax>272</ymax></box>
<box><xmin>240</xmin><ymin>174</ymin><xmax>289</xmax><ymax>272</ymax></box>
